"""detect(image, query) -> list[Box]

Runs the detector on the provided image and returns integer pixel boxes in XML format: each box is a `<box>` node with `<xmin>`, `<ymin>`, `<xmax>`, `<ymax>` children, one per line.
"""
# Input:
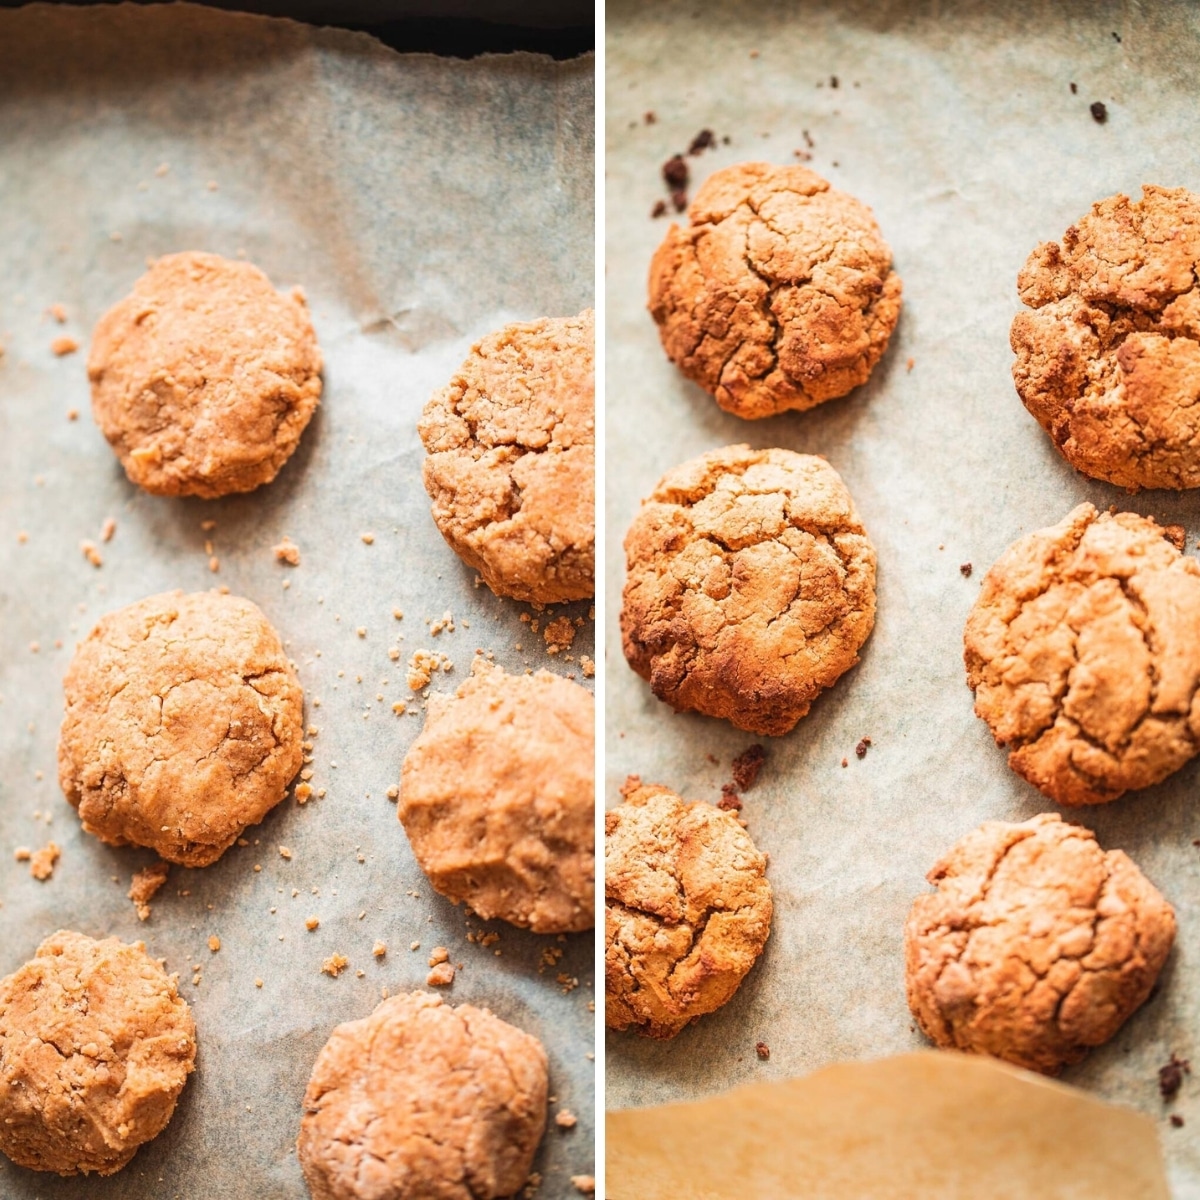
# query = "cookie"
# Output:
<box><xmin>0</xmin><ymin>931</ymin><xmax>196</xmax><ymax>1176</ymax></box>
<box><xmin>606</xmin><ymin>780</ymin><xmax>772</xmax><ymax>1039</ymax></box>
<box><xmin>965</xmin><ymin>502</ymin><xmax>1200</xmax><ymax>805</ymax></box>
<box><xmin>88</xmin><ymin>251</ymin><xmax>322</xmax><ymax>498</ymax></box>
<box><xmin>648</xmin><ymin>162</ymin><xmax>902</xmax><ymax>419</ymax></box>
<box><xmin>399</xmin><ymin>659</ymin><xmax>594</xmax><ymax>933</ymax></box>
<box><xmin>419</xmin><ymin>310</ymin><xmax>594</xmax><ymax>604</ymax></box>
<box><xmin>298</xmin><ymin>992</ymin><xmax>547</xmax><ymax>1200</ymax></box>
<box><xmin>905</xmin><ymin>813</ymin><xmax>1175</xmax><ymax>1075</ymax></box>
<box><xmin>1011</xmin><ymin>185</ymin><xmax>1200</xmax><ymax>490</ymax></box>
<box><xmin>58</xmin><ymin>590</ymin><xmax>304</xmax><ymax>866</ymax></box>
<box><xmin>621</xmin><ymin>444</ymin><xmax>876</xmax><ymax>736</ymax></box>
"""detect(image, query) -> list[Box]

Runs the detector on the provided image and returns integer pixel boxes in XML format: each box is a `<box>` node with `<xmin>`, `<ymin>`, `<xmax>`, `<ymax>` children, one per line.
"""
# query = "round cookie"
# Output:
<box><xmin>419</xmin><ymin>310</ymin><xmax>594</xmax><ymax>604</ymax></box>
<box><xmin>399</xmin><ymin>659</ymin><xmax>594</xmax><ymax>933</ymax></box>
<box><xmin>88</xmin><ymin>251</ymin><xmax>322</xmax><ymax>498</ymax></box>
<box><xmin>1011</xmin><ymin>185</ymin><xmax>1200</xmax><ymax>490</ymax></box>
<box><xmin>298</xmin><ymin>991</ymin><xmax>547</xmax><ymax>1200</ymax></box>
<box><xmin>965</xmin><ymin>502</ymin><xmax>1200</xmax><ymax>805</ymax></box>
<box><xmin>0</xmin><ymin>931</ymin><xmax>196</xmax><ymax>1176</ymax></box>
<box><xmin>905</xmin><ymin>813</ymin><xmax>1175</xmax><ymax>1075</ymax></box>
<box><xmin>621</xmin><ymin>444</ymin><xmax>876</xmax><ymax>736</ymax></box>
<box><xmin>58</xmin><ymin>590</ymin><xmax>304</xmax><ymax>866</ymax></box>
<box><xmin>648</xmin><ymin>162</ymin><xmax>902</xmax><ymax>419</ymax></box>
<box><xmin>606</xmin><ymin>780</ymin><xmax>772</xmax><ymax>1039</ymax></box>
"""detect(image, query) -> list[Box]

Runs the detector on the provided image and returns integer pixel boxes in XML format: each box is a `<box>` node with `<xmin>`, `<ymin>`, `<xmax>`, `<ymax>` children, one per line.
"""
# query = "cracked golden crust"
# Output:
<box><xmin>621</xmin><ymin>444</ymin><xmax>876</xmax><ymax>736</ymax></box>
<box><xmin>905</xmin><ymin>814</ymin><xmax>1175</xmax><ymax>1075</ymax></box>
<box><xmin>399</xmin><ymin>661</ymin><xmax>594</xmax><ymax>933</ymax></box>
<box><xmin>0</xmin><ymin>931</ymin><xmax>196</xmax><ymax>1176</ymax></box>
<box><xmin>88</xmin><ymin>251</ymin><xmax>322</xmax><ymax>498</ymax></box>
<box><xmin>1011</xmin><ymin>185</ymin><xmax>1200</xmax><ymax>490</ymax></box>
<box><xmin>648</xmin><ymin>162</ymin><xmax>901</xmax><ymax>419</ymax></box>
<box><xmin>298</xmin><ymin>992</ymin><xmax>547</xmax><ymax>1200</ymax></box>
<box><xmin>605</xmin><ymin>783</ymin><xmax>772</xmax><ymax>1040</ymax></box>
<box><xmin>58</xmin><ymin>590</ymin><xmax>304</xmax><ymax>866</ymax></box>
<box><xmin>965</xmin><ymin>503</ymin><xmax>1200</xmax><ymax>805</ymax></box>
<box><xmin>419</xmin><ymin>311</ymin><xmax>595</xmax><ymax>604</ymax></box>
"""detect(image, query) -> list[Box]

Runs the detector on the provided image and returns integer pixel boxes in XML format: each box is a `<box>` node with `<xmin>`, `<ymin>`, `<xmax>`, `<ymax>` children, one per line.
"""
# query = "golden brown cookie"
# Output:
<box><xmin>606</xmin><ymin>780</ymin><xmax>772</xmax><ymax>1039</ymax></box>
<box><xmin>1011</xmin><ymin>185</ymin><xmax>1200</xmax><ymax>490</ymax></box>
<box><xmin>905</xmin><ymin>813</ymin><xmax>1175</xmax><ymax>1075</ymax></box>
<box><xmin>88</xmin><ymin>251</ymin><xmax>322</xmax><ymax>498</ymax></box>
<box><xmin>0</xmin><ymin>931</ymin><xmax>196</xmax><ymax>1176</ymax></box>
<box><xmin>298</xmin><ymin>991</ymin><xmax>547</xmax><ymax>1200</ymax></box>
<box><xmin>419</xmin><ymin>310</ymin><xmax>594</xmax><ymax>604</ymax></box>
<box><xmin>58</xmin><ymin>590</ymin><xmax>304</xmax><ymax>866</ymax></box>
<box><xmin>648</xmin><ymin>162</ymin><xmax>901</xmax><ymax>419</ymax></box>
<box><xmin>965</xmin><ymin>503</ymin><xmax>1200</xmax><ymax>805</ymax></box>
<box><xmin>399</xmin><ymin>659</ymin><xmax>594</xmax><ymax>933</ymax></box>
<box><xmin>621</xmin><ymin>444</ymin><xmax>876</xmax><ymax>736</ymax></box>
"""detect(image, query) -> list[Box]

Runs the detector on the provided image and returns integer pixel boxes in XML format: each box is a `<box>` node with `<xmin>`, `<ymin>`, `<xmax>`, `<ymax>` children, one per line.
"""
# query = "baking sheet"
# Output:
<box><xmin>0</xmin><ymin>5</ymin><xmax>594</xmax><ymax>1197</ymax></box>
<box><xmin>605</xmin><ymin>1</ymin><xmax>1199</xmax><ymax>1195</ymax></box>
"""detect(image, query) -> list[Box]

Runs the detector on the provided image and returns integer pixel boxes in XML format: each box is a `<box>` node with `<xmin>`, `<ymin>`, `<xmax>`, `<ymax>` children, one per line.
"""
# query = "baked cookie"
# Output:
<box><xmin>606</xmin><ymin>780</ymin><xmax>772</xmax><ymax>1039</ymax></box>
<box><xmin>88</xmin><ymin>251</ymin><xmax>322</xmax><ymax>498</ymax></box>
<box><xmin>905</xmin><ymin>813</ymin><xmax>1175</xmax><ymax>1075</ymax></box>
<box><xmin>419</xmin><ymin>310</ymin><xmax>594</xmax><ymax>604</ymax></box>
<box><xmin>1011</xmin><ymin>185</ymin><xmax>1200</xmax><ymax>490</ymax></box>
<box><xmin>648</xmin><ymin>162</ymin><xmax>902</xmax><ymax>419</ymax></box>
<box><xmin>399</xmin><ymin>659</ymin><xmax>593</xmax><ymax>933</ymax></box>
<box><xmin>621</xmin><ymin>444</ymin><xmax>876</xmax><ymax>736</ymax></box>
<box><xmin>0</xmin><ymin>931</ymin><xmax>196</xmax><ymax>1176</ymax></box>
<box><xmin>58</xmin><ymin>590</ymin><xmax>304</xmax><ymax>866</ymax></box>
<box><xmin>965</xmin><ymin>502</ymin><xmax>1200</xmax><ymax>805</ymax></box>
<box><xmin>298</xmin><ymin>992</ymin><xmax>547</xmax><ymax>1200</ymax></box>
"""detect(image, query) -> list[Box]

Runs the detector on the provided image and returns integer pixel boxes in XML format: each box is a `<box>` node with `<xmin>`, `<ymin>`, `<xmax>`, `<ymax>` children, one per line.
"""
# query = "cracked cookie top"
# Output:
<box><xmin>648</xmin><ymin>162</ymin><xmax>902</xmax><ymax>419</ymax></box>
<box><xmin>605</xmin><ymin>780</ymin><xmax>772</xmax><ymax>1040</ymax></box>
<box><xmin>905</xmin><ymin>813</ymin><xmax>1175</xmax><ymax>1075</ymax></box>
<box><xmin>419</xmin><ymin>310</ymin><xmax>595</xmax><ymax>604</ymax></box>
<box><xmin>399</xmin><ymin>659</ymin><xmax>595</xmax><ymax>934</ymax></box>
<box><xmin>0</xmin><ymin>930</ymin><xmax>196</xmax><ymax>1176</ymax></box>
<box><xmin>58</xmin><ymin>590</ymin><xmax>304</xmax><ymax>866</ymax></box>
<box><xmin>621</xmin><ymin>444</ymin><xmax>876</xmax><ymax>737</ymax></box>
<box><xmin>298</xmin><ymin>991</ymin><xmax>547</xmax><ymax>1200</ymax></box>
<box><xmin>965</xmin><ymin>502</ymin><xmax>1200</xmax><ymax>805</ymax></box>
<box><xmin>1011</xmin><ymin>185</ymin><xmax>1200</xmax><ymax>490</ymax></box>
<box><xmin>88</xmin><ymin>251</ymin><xmax>322</xmax><ymax>498</ymax></box>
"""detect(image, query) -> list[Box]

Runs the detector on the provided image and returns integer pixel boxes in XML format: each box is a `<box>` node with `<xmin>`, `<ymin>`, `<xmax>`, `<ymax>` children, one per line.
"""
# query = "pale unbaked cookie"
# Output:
<box><xmin>621</xmin><ymin>444</ymin><xmax>876</xmax><ymax>736</ymax></box>
<box><xmin>1011</xmin><ymin>185</ymin><xmax>1200</xmax><ymax>490</ymax></box>
<box><xmin>419</xmin><ymin>310</ymin><xmax>594</xmax><ymax>604</ymax></box>
<box><xmin>965</xmin><ymin>503</ymin><xmax>1200</xmax><ymax>805</ymax></box>
<box><xmin>649</xmin><ymin>162</ymin><xmax>902</xmax><ymax>419</ymax></box>
<box><xmin>0</xmin><ymin>931</ymin><xmax>196</xmax><ymax>1176</ymax></box>
<box><xmin>298</xmin><ymin>992</ymin><xmax>547</xmax><ymax>1200</ymax></box>
<box><xmin>58</xmin><ymin>590</ymin><xmax>304</xmax><ymax>866</ymax></box>
<box><xmin>606</xmin><ymin>780</ymin><xmax>772</xmax><ymax>1039</ymax></box>
<box><xmin>88</xmin><ymin>251</ymin><xmax>322</xmax><ymax>498</ymax></box>
<box><xmin>905</xmin><ymin>813</ymin><xmax>1175</xmax><ymax>1075</ymax></box>
<box><xmin>399</xmin><ymin>659</ymin><xmax>594</xmax><ymax>933</ymax></box>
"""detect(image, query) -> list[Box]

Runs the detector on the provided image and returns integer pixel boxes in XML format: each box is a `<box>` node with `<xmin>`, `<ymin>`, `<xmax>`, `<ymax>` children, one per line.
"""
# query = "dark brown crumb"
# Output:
<box><xmin>1171</xmin><ymin>1114</ymin><xmax>1185</xmax><ymax>1128</ymax></box>
<box><xmin>793</xmin><ymin>149</ymin><xmax>813</xmax><ymax>162</ymax></box>
<box><xmin>651</xmin><ymin>199</ymin><xmax>667</xmax><ymax>219</ymax></box>
<box><xmin>1090</xmin><ymin>100</ymin><xmax>1108</xmax><ymax>123</ymax></box>
<box><xmin>802</xmin><ymin>129</ymin><xmax>814</xmax><ymax>148</ymax></box>
<box><xmin>731</xmin><ymin>744</ymin><xmax>767</xmax><ymax>791</ymax></box>
<box><xmin>855</xmin><ymin>737</ymin><xmax>871</xmax><ymax>760</ymax></box>
<box><xmin>1193</xmin><ymin>839</ymin><xmax>1200</xmax><ymax>847</ymax></box>
<box><xmin>687</xmin><ymin>129</ymin><xmax>716</xmax><ymax>156</ymax></box>
<box><xmin>1112</xmin><ymin>31</ymin><xmax>1121</xmax><ymax>42</ymax></box>
<box><xmin>755</xmin><ymin>1041</ymin><xmax>770</xmax><ymax>1060</ymax></box>
<box><xmin>663</xmin><ymin>154</ymin><xmax>688</xmax><ymax>189</ymax></box>
<box><xmin>706</xmin><ymin>754</ymin><xmax>719</xmax><ymax>766</ymax></box>
<box><xmin>830</xmin><ymin>75</ymin><xmax>839</xmax><ymax>88</ymax></box>
<box><xmin>670</xmin><ymin>188</ymin><xmax>688</xmax><ymax>213</ymax></box>
<box><xmin>960</xmin><ymin>562</ymin><xmax>973</xmax><ymax>578</ymax></box>
<box><xmin>644</xmin><ymin>111</ymin><xmax>656</xmax><ymax>124</ymax></box>
<box><xmin>1070</xmin><ymin>81</ymin><xmax>1078</xmax><ymax>94</ymax></box>
<box><xmin>717</xmin><ymin>785</ymin><xmax>743</xmax><ymax>813</ymax></box>
<box><xmin>1160</xmin><ymin>1055</ymin><xmax>1190</xmax><ymax>1101</ymax></box>
<box><xmin>721</xmin><ymin>135</ymin><xmax>731</xmax><ymax>145</ymax></box>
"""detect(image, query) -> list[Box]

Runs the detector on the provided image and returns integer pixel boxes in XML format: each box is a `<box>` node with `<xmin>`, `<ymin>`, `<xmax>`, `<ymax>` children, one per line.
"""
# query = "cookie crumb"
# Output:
<box><xmin>570</xmin><ymin>1176</ymin><xmax>595</xmax><ymax>1195</ymax></box>
<box><xmin>580</xmin><ymin>655</ymin><xmax>595</xmax><ymax>678</ymax></box>
<box><xmin>717</xmin><ymin>786</ymin><xmax>743</xmax><ymax>813</ymax></box>
<box><xmin>273</xmin><ymin>536</ymin><xmax>300</xmax><ymax>565</ymax></box>
<box><xmin>80</xmin><ymin>540</ymin><xmax>103</xmax><ymax>568</ymax></box>
<box><xmin>555</xmin><ymin>1108</ymin><xmax>577</xmax><ymax>1129</ymax></box>
<box><xmin>960</xmin><ymin>562</ymin><xmax>973</xmax><ymax>577</ymax></box>
<box><xmin>543</xmin><ymin>616</ymin><xmax>576</xmax><ymax>653</ymax></box>
<box><xmin>1090</xmin><ymin>100</ymin><xmax>1108</xmax><ymax>123</ymax></box>
<box><xmin>29</xmin><ymin>842</ymin><xmax>59</xmax><ymax>880</ymax></box>
<box><xmin>321</xmin><ymin>954</ymin><xmax>348</xmax><ymax>978</ymax></box>
<box><xmin>855</xmin><ymin>737</ymin><xmax>872</xmax><ymax>759</ymax></box>
<box><xmin>279</xmin><ymin>846</ymin><xmax>292</xmax><ymax>860</ymax></box>
<box><xmin>841</xmin><ymin>757</ymin><xmax>849</xmax><ymax>768</ymax></box>
<box><xmin>731</xmin><ymin>744</ymin><xmax>767</xmax><ymax>790</ymax></box>
<box><xmin>663</xmin><ymin>154</ymin><xmax>688</xmax><ymax>190</ymax></box>
<box><xmin>128</xmin><ymin>860</ymin><xmax>170</xmax><ymax>920</ymax></box>
<box><xmin>1159</xmin><ymin>1054</ymin><xmax>1190</xmax><ymax>1100</ymax></box>
<box><xmin>306</xmin><ymin>917</ymin><xmax>320</xmax><ymax>931</ymax></box>
<box><xmin>426</xmin><ymin>962</ymin><xmax>455</xmax><ymax>987</ymax></box>
<box><xmin>756</xmin><ymin>1041</ymin><xmax>770</xmax><ymax>1060</ymax></box>
<box><xmin>100</xmin><ymin>517</ymin><xmax>117</xmax><ymax>542</ymax></box>
<box><xmin>651</xmin><ymin>199</ymin><xmax>667</xmax><ymax>219</ymax></box>
<box><xmin>687</xmin><ymin>129</ymin><xmax>716</xmax><ymax>156</ymax></box>
<box><xmin>1070</xmin><ymin>81</ymin><xmax>1078</xmax><ymax>94</ymax></box>
<box><xmin>360</xmin><ymin>532</ymin><xmax>375</xmax><ymax>545</ymax></box>
<box><xmin>906</xmin><ymin>356</ymin><xmax>915</xmax><ymax>371</ymax></box>
<box><xmin>372</xmin><ymin>941</ymin><xmax>386</xmax><ymax>958</ymax></box>
<box><xmin>51</xmin><ymin>336</ymin><xmax>78</xmax><ymax>356</ymax></box>
<box><xmin>295</xmin><ymin>782</ymin><xmax>314</xmax><ymax>804</ymax></box>
<box><xmin>428</xmin><ymin>946</ymin><xmax>450</xmax><ymax>967</ymax></box>
<box><xmin>13</xmin><ymin>847</ymin><xmax>30</xmax><ymax>862</ymax></box>
<box><xmin>1171</xmin><ymin>1114</ymin><xmax>1185</xmax><ymax>1128</ymax></box>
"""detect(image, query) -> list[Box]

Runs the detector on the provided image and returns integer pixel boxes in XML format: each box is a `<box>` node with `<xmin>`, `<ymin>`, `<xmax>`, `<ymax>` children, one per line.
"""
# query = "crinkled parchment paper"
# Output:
<box><xmin>606</xmin><ymin>1</ymin><xmax>1198</xmax><ymax>1195</ymax></box>
<box><xmin>0</xmin><ymin>4</ymin><xmax>594</xmax><ymax>1196</ymax></box>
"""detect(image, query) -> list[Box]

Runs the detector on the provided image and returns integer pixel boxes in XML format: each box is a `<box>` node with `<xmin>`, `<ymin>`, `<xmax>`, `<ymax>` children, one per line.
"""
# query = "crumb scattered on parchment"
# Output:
<box><xmin>756</xmin><ymin>1041</ymin><xmax>771</xmax><ymax>1060</ymax></box>
<box><xmin>571</xmin><ymin>1177</ymin><xmax>595</xmax><ymax>1195</ymax></box>
<box><xmin>841</xmin><ymin>757</ymin><xmax>849</xmax><ymax>768</ymax></box>
<box><xmin>321</xmin><ymin>953</ymin><xmax>348</xmax><ymax>977</ymax></box>
<box><xmin>50</xmin><ymin>336</ymin><xmax>78</xmax><ymax>356</ymax></box>
<box><xmin>208</xmin><ymin>935</ymin><xmax>221</xmax><ymax>953</ymax></box>
<box><xmin>273</xmin><ymin>536</ymin><xmax>300</xmax><ymax>565</ymax></box>
<box><xmin>279</xmin><ymin>846</ymin><xmax>292</xmax><ymax>860</ymax></box>
<box><xmin>1160</xmin><ymin>1054</ymin><xmax>1191</xmax><ymax>1100</ymax></box>
<box><xmin>1171</xmin><ymin>1114</ymin><xmax>1186</xmax><ymax>1127</ymax></box>
<box><xmin>580</xmin><ymin>656</ymin><xmax>595</xmax><ymax>678</ymax></box>
<box><xmin>306</xmin><ymin>916</ymin><xmax>320</xmax><ymax>931</ymax></box>
<box><xmin>100</xmin><ymin>517</ymin><xmax>116</xmax><ymax>542</ymax></box>
<box><xmin>430</xmin><ymin>610</ymin><xmax>455</xmax><ymax>636</ymax></box>
<box><xmin>855</xmin><ymin>737</ymin><xmax>872</xmax><ymax>759</ymax></box>
<box><xmin>1091</xmin><ymin>100</ymin><xmax>1108</xmax><ymax>124</ymax></box>
<box><xmin>372</xmin><ymin>941</ymin><xmax>387</xmax><ymax>958</ymax></box>
<box><xmin>426</xmin><ymin>962</ymin><xmax>455</xmax><ymax>987</ymax></box>
<box><xmin>543</xmin><ymin>617</ymin><xmax>576</xmax><ymax>654</ymax></box>
<box><xmin>128</xmin><ymin>860</ymin><xmax>169</xmax><ymax>920</ymax></box>
<box><xmin>428</xmin><ymin>946</ymin><xmax>449</xmax><ymax>967</ymax></box>
<box><xmin>80</xmin><ymin>540</ymin><xmax>102</xmax><ymax>568</ymax></box>
<box><xmin>717</xmin><ymin>787</ymin><xmax>743</xmax><ymax>813</ymax></box>
<box><xmin>960</xmin><ymin>562</ymin><xmax>973</xmax><ymax>578</ymax></box>
<box><xmin>13</xmin><ymin>847</ymin><xmax>31</xmax><ymax>862</ymax></box>
<box><xmin>295</xmin><ymin>782</ymin><xmax>314</xmax><ymax>804</ymax></box>
<box><xmin>522</xmin><ymin>1172</ymin><xmax>542</xmax><ymax>1199</ymax></box>
<box><xmin>407</xmin><ymin>649</ymin><xmax>450</xmax><ymax>691</ymax></box>
<box><xmin>555</xmin><ymin>1109</ymin><xmax>577</xmax><ymax>1129</ymax></box>
<box><xmin>906</xmin><ymin>356</ymin><xmax>915</xmax><ymax>372</ymax></box>
<box><xmin>48</xmin><ymin>303</ymin><xmax>67</xmax><ymax>323</ymax></box>
<box><xmin>731</xmin><ymin>744</ymin><xmax>767</xmax><ymax>791</ymax></box>
<box><xmin>360</xmin><ymin>532</ymin><xmax>375</xmax><ymax>545</ymax></box>
<box><xmin>29</xmin><ymin>842</ymin><xmax>59</xmax><ymax>880</ymax></box>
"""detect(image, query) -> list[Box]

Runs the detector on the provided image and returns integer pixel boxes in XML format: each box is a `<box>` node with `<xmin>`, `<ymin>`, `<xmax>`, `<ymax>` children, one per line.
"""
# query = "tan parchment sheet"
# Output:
<box><xmin>605</xmin><ymin>1</ymin><xmax>1198</xmax><ymax>1195</ymax></box>
<box><xmin>0</xmin><ymin>4</ymin><xmax>594</xmax><ymax>1197</ymax></box>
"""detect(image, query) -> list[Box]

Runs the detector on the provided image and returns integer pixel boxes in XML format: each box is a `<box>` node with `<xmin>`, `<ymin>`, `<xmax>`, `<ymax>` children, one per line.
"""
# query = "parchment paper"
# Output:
<box><xmin>0</xmin><ymin>5</ymin><xmax>594</xmax><ymax>1196</ymax></box>
<box><xmin>606</xmin><ymin>1</ymin><xmax>1198</xmax><ymax>1195</ymax></box>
